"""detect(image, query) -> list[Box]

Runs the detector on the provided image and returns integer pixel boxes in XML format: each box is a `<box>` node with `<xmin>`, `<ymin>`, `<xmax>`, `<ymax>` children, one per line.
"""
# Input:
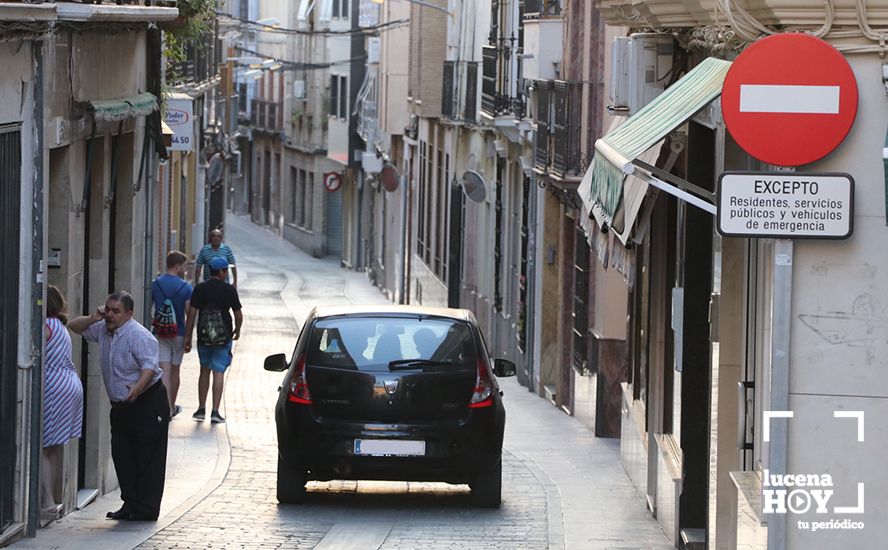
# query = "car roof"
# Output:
<box><xmin>312</xmin><ymin>304</ymin><xmax>472</xmax><ymax>322</ymax></box>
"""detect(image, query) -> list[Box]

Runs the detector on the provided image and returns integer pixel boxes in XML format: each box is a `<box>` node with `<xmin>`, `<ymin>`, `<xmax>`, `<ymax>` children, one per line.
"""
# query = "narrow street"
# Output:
<box><xmin>12</xmin><ymin>214</ymin><xmax>671</xmax><ymax>550</ymax></box>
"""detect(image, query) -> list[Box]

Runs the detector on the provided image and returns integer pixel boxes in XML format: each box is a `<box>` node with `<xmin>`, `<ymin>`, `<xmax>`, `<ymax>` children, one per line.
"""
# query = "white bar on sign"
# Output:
<box><xmin>739</xmin><ymin>85</ymin><xmax>840</xmax><ymax>114</ymax></box>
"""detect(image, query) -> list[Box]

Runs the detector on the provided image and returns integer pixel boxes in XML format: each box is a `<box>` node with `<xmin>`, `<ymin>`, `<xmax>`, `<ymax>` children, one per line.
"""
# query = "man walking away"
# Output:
<box><xmin>69</xmin><ymin>291</ymin><xmax>169</xmax><ymax>522</ymax></box>
<box><xmin>194</xmin><ymin>228</ymin><xmax>237</xmax><ymax>287</ymax></box>
<box><xmin>152</xmin><ymin>250</ymin><xmax>193</xmax><ymax>418</ymax></box>
<box><xmin>184</xmin><ymin>256</ymin><xmax>243</xmax><ymax>424</ymax></box>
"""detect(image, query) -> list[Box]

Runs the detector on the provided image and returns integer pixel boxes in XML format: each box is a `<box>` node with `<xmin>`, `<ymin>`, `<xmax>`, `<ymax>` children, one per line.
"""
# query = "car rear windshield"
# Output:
<box><xmin>306</xmin><ymin>317</ymin><xmax>476</xmax><ymax>372</ymax></box>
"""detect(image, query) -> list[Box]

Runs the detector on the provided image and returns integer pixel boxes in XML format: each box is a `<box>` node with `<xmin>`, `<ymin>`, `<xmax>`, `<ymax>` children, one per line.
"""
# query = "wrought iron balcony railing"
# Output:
<box><xmin>250</xmin><ymin>99</ymin><xmax>283</xmax><ymax>133</ymax></box>
<box><xmin>534</xmin><ymin>80</ymin><xmax>588</xmax><ymax>179</ymax></box>
<box><xmin>481</xmin><ymin>44</ymin><xmax>526</xmax><ymax>119</ymax></box>
<box><xmin>166</xmin><ymin>34</ymin><xmax>218</xmax><ymax>87</ymax></box>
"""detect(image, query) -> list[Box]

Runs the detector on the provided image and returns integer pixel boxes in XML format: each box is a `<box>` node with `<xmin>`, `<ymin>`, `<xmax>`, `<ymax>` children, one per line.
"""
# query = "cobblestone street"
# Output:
<box><xmin>11</xmin><ymin>214</ymin><xmax>673</xmax><ymax>550</ymax></box>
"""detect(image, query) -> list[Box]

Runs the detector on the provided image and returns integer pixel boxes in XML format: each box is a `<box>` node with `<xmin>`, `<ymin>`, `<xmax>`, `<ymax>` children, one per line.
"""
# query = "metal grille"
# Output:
<box><xmin>481</xmin><ymin>46</ymin><xmax>497</xmax><ymax>116</ymax></box>
<box><xmin>0</xmin><ymin>125</ymin><xmax>21</xmax><ymax>530</ymax></box>
<box><xmin>464</xmin><ymin>62</ymin><xmax>478</xmax><ymax>122</ymax></box>
<box><xmin>326</xmin><ymin>182</ymin><xmax>343</xmax><ymax>256</ymax></box>
<box><xmin>441</xmin><ymin>61</ymin><xmax>455</xmax><ymax>119</ymax></box>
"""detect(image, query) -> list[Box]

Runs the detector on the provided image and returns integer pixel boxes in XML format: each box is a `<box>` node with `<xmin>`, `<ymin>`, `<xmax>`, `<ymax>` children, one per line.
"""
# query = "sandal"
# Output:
<box><xmin>172</xmin><ymin>405</ymin><xmax>183</xmax><ymax>418</ymax></box>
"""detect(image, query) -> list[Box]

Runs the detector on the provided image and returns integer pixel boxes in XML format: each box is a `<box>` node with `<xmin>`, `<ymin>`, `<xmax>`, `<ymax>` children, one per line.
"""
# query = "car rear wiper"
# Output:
<box><xmin>388</xmin><ymin>359</ymin><xmax>454</xmax><ymax>371</ymax></box>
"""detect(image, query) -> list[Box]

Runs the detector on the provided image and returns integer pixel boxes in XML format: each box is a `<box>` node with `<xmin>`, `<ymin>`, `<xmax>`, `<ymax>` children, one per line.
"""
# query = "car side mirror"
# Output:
<box><xmin>492</xmin><ymin>359</ymin><xmax>516</xmax><ymax>377</ymax></box>
<box><xmin>264</xmin><ymin>353</ymin><xmax>288</xmax><ymax>372</ymax></box>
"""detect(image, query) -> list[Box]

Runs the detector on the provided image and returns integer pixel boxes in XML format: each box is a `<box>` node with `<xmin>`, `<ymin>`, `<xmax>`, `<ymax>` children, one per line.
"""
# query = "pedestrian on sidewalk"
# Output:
<box><xmin>194</xmin><ymin>228</ymin><xmax>237</xmax><ymax>287</ymax></box>
<box><xmin>184</xmin><ymin>257</ymin><xmax>243</xmax><ymax>424</ymax></box>
<box><xmin>41</xmin><ymin>285</ymin><xmax>84</xmax><ymax>520</ymax></box>
<box><xmin>69</xmin><ymin>291</ymin><xmax>169</xmax><ymax>522</ymax></box>
<box><xmin>151</xmin><ymin>250</ymin><xmax>194</xmax><ymax>418</ymax></box>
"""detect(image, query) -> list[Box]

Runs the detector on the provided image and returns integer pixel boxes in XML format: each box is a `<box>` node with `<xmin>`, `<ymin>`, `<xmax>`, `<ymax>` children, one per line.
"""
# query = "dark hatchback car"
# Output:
<box><xmin>264</xmin><ymin>305</ymin><xmax>516</xmax><ymax>507</ymax></box>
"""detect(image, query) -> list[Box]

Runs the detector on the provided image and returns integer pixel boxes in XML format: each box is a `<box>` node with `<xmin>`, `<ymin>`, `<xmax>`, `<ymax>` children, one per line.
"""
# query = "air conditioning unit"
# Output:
<box><xmin>368</xmin><ymin>37</ymin><xmax>380</xmax><ymax>64</ymax></box>
<box><xmin>609</xmin><ymin>33</ymin><xmax>674</xmax><ymax>116</ymax></box>
<box><xmin>294</xmin><ymin>80</ymin><xmax>305</xmax><ymax>99</ymax></box>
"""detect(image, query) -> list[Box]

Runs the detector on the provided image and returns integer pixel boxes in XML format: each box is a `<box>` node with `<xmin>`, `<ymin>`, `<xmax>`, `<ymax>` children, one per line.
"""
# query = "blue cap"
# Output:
<box><xmin>209</xmin><ymin>257</ymin><xmax>229</xmax><ymax>270</ymax></box>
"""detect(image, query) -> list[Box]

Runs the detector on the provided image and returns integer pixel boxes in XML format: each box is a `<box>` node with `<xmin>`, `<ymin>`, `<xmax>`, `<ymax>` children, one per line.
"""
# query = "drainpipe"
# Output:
<box><xmin>27</xmin><ymin>40</ymin><xmax>45</xmax><ymax>538</ymax></box>
<box><xmin>143</xmin><ymin>146</ymin><xmax>156</xmax><ymax>327</ymax></box>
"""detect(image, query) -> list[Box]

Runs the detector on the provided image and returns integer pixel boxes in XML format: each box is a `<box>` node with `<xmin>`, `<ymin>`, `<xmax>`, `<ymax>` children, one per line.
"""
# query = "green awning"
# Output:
<box><xmin>88</xmin><ymin>92</ymin><xmax>159</xmax><ymax>122</ymax></box>
<box><xmin>588</xmin><ymin>57</ymin><xmax>733</xmax><ymax>223</ymax></box>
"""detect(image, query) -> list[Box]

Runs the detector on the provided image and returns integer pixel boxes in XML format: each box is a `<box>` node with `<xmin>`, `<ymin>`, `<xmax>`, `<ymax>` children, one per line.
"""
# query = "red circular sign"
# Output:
<box><xmin>721</xmin><ymin>34</ymin><xmax>858</xmax><ymax>167</ymax></box>
<box><xmin>324</xmin><ymin>172</ymin><xmax>341</xmax><ymax>192</ymax></box>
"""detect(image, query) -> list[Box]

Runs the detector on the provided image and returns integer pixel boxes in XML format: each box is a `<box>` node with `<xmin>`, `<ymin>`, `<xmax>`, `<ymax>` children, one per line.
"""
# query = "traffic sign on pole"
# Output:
<box><xmin>721</xmin><ymin>34</ymin><xmax>858</xmax><ymax>167</ymax></box>
<box><xmin>717</xmin><ymin>171</ymin><xmax>854</xmax><ymax>239</ymax></box>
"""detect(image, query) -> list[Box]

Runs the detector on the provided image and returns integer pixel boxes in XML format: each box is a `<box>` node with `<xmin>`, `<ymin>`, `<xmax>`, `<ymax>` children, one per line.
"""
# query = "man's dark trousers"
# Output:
<box><xmin>109</xmin><ymin>381</ymin><xmax>171</xmax><ymax>519</ymax></box>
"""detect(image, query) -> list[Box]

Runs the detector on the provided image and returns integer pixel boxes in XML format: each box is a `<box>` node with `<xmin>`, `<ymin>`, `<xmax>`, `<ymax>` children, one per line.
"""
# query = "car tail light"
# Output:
<box><xmin>287</xmin><ymin>353</ymin><xmax>312</xmax><ymax>404</ymax></box>
<box><xmin>468</xmin><ymin>356</ymin><xmax>493</xmax><ymax>408</ymax></box>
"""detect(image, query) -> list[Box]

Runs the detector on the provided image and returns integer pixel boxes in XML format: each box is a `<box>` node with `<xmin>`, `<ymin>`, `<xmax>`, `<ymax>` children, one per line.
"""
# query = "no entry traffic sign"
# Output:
<box><xmin>721</xmin><ymin>34</ymin><xmax>858</xmax><ymax>167</ymax></box>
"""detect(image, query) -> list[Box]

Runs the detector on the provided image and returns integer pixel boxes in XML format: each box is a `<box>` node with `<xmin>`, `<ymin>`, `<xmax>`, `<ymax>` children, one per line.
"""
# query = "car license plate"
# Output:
<box><xmin>354</xmin><ymin>439</ymin><xmax>425</xmax><ymax>456</ymax></box>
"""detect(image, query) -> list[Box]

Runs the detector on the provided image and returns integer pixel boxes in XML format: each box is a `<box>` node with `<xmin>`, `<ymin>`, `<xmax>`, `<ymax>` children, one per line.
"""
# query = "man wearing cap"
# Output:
<box><xmin>183</xmin><ymin>256</ymin><xmax>243</xmax><ymax>424</ymax></box>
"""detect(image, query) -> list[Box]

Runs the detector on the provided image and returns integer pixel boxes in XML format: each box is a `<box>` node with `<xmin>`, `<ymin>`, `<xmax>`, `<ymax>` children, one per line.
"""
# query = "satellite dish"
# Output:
<box><xmin>462</xmin><ymin>170</ymin><xmax>486</xmax><ymax>203</ymax></box>
<box><xmin>207</xmin><ymin>154</ymin><xmax>224</xmax><ymax>183</ymax></box>
<box><xmin>380</xmin><ymin>163</ymin><xmax>400</xmax><ymax>192</ymax></box>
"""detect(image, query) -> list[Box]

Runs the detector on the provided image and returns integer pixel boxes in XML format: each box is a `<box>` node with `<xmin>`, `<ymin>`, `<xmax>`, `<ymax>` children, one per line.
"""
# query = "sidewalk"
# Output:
<box><xmin>10</xmin><ymin>213</ymin><xmax>672</xmax><ymax>550</ymax></box>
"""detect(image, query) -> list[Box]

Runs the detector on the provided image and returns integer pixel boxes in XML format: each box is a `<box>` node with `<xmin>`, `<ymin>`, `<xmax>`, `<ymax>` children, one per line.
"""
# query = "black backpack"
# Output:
<box><xmin>152</xmin><ymin>281</ymin><xmax>187</xmax><ymax>339</ymax></box>
<box><xmin>197</xmin><ymin>303</ymin><xmax>229</xmax><ymax>346</ymax></box>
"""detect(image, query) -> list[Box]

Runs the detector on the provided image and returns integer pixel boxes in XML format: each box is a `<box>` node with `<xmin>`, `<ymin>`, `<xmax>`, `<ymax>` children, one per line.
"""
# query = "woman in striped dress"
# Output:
<box><xmin>42</xmin><ymin>285</ymin><xmax>84</xmax><ymax>516</ymax></box>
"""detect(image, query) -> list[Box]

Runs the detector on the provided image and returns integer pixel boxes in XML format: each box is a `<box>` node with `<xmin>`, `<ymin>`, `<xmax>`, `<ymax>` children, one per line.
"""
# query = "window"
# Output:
<box><xmin>339</xmin><ymin>75</ymin><xmax>348</xmax><ymax>119</ymax></box>
<box><xmin>330</xmin><ymin>75</ymin><xmax>339</xmax><ymax>118</ymax></box>
<box><xmin>434</xmin><ymin>148</ymin><xmax>444</xmax><ymax>276</ymax></box>
<box><xmin>307</xmin><ymin>317</ymin><xmax>476</xmax><ymax>372</ymax></box>
<box><xmin>306</xmin><ymin>172</ymin><xmax>314</xmax><ymax>229</ymax></box>
<box><xmin>493</xmin><ymin>157</ymin><xmax>505</xmax><ymax>311</ymax></box>
<box><xmin>332</xmin><ymin>0</ymin><xmax>348</xmax><ymax>18</ymax></box>
<box><xmin>290</xmin><ymin>167</ymin><xmax>298</xmax><ymax>222</ymax></box>
<box><xmin>417</xmin><ymin>141</ymin><xmax>427</xmax><ymax>260</ymax></box>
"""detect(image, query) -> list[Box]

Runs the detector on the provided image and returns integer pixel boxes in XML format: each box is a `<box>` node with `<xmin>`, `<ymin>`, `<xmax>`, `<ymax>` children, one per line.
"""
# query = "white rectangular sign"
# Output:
<box><xmin>164</xmin><ymin>96</ymin><xmax>194</xmax><ymax>152</ymax></box>
<box><xmin>739</xmin><ymin>85</ymin><xmax>841</xmax><ymax>114</ymax></box>
<box><xmin>717</xmin><ymin>172</ymin><xmax>854</xmax><ymax>239</ymax></box>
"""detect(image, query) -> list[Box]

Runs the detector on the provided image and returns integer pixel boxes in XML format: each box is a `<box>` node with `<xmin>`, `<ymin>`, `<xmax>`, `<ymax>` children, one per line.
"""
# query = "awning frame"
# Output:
<box><xmin>587</xmin><ymin>57</ymin><xmax>733</xmax><ymax>222</ymax></box>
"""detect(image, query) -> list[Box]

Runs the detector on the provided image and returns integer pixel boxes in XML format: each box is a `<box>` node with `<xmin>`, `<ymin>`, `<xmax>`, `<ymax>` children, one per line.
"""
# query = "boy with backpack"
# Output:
<box><xmin>183</xmin><ymin>256</ymin><xmax>242</xmax><ymax>424</ymax></box>
<box><xmin>151</xmin><ymin>250</ymin><xmax>193</xmax><ymax>418</ymax></box>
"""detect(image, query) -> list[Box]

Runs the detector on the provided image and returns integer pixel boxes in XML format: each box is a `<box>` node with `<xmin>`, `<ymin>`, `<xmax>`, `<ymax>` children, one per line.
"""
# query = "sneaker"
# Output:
<box><xmin>192</xmin><ymin>407</ymin><xmax>206</xmax><ymax>421</ymax></box>
<box><xmin>210</xmin><ymin>409</ymin><xmax>225</xmax><ymax>424</ymax></box>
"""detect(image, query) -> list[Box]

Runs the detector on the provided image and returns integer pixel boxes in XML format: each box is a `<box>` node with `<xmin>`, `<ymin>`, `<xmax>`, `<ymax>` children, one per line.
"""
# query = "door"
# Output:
<box><xmin>326</xmin><ymin>182</ymin><xmax>343</xmax><ymax>257</ymax></box>
<box><xmin>0</xmin><ymin>125</ymin><xmax>21</xmax><ymax>530</ymax></box>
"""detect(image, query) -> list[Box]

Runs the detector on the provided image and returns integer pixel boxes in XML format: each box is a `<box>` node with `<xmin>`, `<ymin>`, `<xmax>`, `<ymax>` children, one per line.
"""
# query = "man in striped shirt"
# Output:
<box><xmin>69</xmin><ymin>291</ymin><xmax>169</xmax><ymax>522</ymax></box>
<box><xmin>194</xmin><ymin>228</ymin><xmax>237</xmax><ymax>287</ymax></box>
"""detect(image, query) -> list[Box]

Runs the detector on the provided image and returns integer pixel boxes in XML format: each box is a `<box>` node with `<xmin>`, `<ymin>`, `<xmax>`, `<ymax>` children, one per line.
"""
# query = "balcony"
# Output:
<box><xmin>523</xmin><ymin>0</ymin><xmax>561</xmax><ymax>19</ymax></box>
<box><xmin>481</xmin><ymin>45</ymin><xmax>526</xmax><ymax>120</ymax></box>
<box><xmin>166</xmin><ymin>33</ymin><xmax>218</xmax><ymax>88</ymax></box>
<box><xmin>250</xmin><ymin>99</ymin><xmax>283</xmax><ymax>133</ymax></box>
<box><xmin>534</xmin><ymin>80</ymin><xmax>587</xmax><ymax>183</ymax></box>
<box><xmin>596</xmin><ymin>0</ymin><xmax>882</xmax><ymax>30</ymax></box>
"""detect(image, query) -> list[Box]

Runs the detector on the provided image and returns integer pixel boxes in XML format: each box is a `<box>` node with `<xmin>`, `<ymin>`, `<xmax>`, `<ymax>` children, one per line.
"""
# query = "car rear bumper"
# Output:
<box><xmin>275</xmin><ymin>401</ymin><xmax>504</xmax><ymax>483</ymax></box>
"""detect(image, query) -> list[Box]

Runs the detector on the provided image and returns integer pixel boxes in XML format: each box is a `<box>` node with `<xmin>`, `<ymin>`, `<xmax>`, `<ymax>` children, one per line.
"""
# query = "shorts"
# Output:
<box><xmin>157</xmin><ymin>336</ymin><xmax>185</xmax><ymax>365</ymax></box>
<box><xmin>197</xmin><ymin>342</ymin><xmax>233</xmax><ymax>373</ymax></box>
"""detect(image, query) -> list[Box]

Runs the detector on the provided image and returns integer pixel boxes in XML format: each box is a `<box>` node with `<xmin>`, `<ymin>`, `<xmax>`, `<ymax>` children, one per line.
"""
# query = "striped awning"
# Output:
<box><xmin>88</xmin><ymin>92</ymin><xmax>159</xmax><ymax>122</ymax></box>
<box><xmin>587</xmin><ymin>57</ymin><xmax>733</xmax><ymax>225</ymax></box>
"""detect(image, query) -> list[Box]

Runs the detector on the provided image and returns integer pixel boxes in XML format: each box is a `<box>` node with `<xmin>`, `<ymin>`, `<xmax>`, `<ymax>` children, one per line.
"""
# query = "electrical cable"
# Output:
<box><xmin>217</xmin><ymin>13</ymin><xmax>409</xmax><ymax>36</ymax></box>
<box><xmin>234</xmin><ymin>45</ymin><xmax>368</xmax><ymax>70</ymax></box>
